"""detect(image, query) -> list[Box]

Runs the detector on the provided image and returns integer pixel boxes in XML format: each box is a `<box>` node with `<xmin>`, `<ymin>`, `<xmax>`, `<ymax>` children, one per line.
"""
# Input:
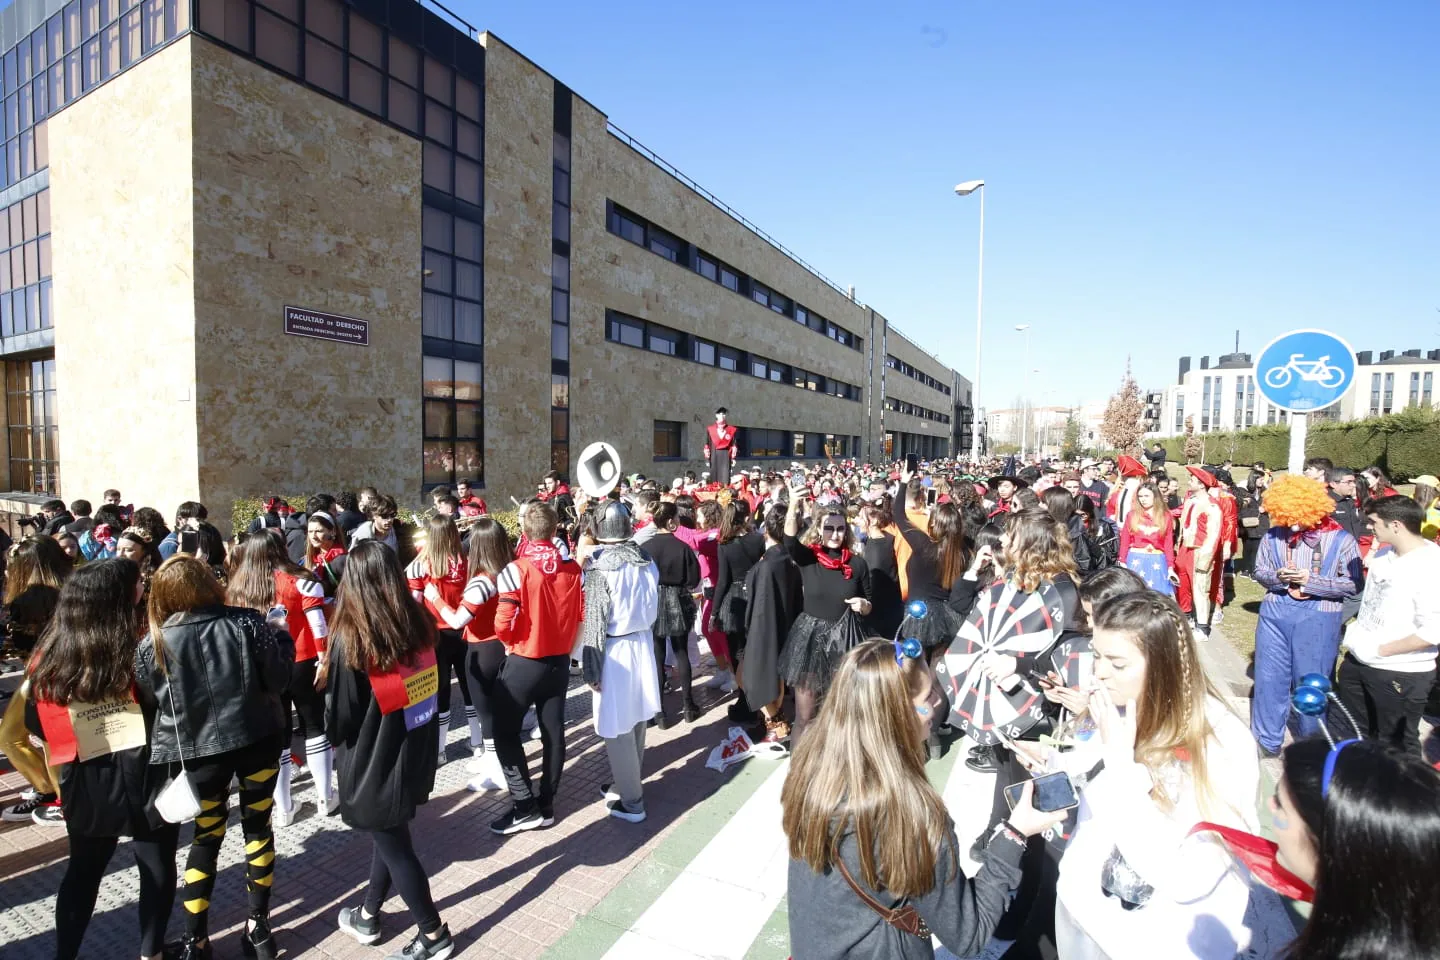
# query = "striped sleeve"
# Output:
<box><xmin>495</xmin><ymin>562</ymin><xmax>523</xmax><ymax>596</ymax></box>
<box><xmin>462</xmin><ymin>575</ymin><xmax>498</xmax><ymax>611</ymax></box>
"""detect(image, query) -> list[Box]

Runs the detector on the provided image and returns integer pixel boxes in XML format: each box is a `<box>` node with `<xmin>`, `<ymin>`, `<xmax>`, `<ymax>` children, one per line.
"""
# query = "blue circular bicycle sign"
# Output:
<box><xmin>1255</xmin><ymin>329</ymin><xmax>1357</xmax><ymax>413</ymax></box>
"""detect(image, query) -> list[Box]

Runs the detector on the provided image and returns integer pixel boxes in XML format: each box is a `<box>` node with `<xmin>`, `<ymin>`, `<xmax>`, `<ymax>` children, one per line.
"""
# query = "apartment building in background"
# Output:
<box><xmin>0</xmin><ymin>0</ymin><xmax>970</xmax><ymax>525</ymax></box>
<box><xmin>1156</xmin><ymin>348</ymin><xmax>1440</xmax><ymax>438</ymax></box>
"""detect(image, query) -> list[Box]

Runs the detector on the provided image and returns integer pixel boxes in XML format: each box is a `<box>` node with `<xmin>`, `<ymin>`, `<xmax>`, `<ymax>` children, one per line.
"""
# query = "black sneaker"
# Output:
<box><xmin>1</xmin><ymin>793</ymin><xmax>55</xmax><ymax>822</ymax></box>
<box><xmin>606</xmin><ymin>798</ymin><xmax>647</xmax><ymax>823</ymax></box>
<box><xmin>490</xmin><ymin>808</ymin><xmax>544</xmax><ymax>835</ymax></box>
<box><xmin>387</xmin><ymin>924</ymin><xmax>454</xmax><ymax>960</ymax></box>
<box><xmin>338</xmin><ymin>905</ymin><xmax>382</xmax><ymax>945</ymax></box>
<box><xmin>240</xmin><ymin>914</ymin><xmax>277</xmax><ymax>960</ymax></box>
<box><xmin>965</xmin><ymin>746</ymin><xmax>999</xmax><ymax>774</ymax></box>
<box><xmin>599</xmin><ymin>783</ymin><xmax>621</xmax><ymax>802</ymax></box>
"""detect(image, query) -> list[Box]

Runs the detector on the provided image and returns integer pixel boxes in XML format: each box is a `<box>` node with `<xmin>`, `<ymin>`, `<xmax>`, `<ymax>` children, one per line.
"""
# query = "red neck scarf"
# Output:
<box><xmin>811</xmin><ymin>544</ymin><xmax>853</xmax><ymax>579</ymax></box>
<box><xmin>1287</xmin><ymin>515</ymin><xmax>1342</xmax><ymax>548</ymax></box>
<box><xmin>519</xmin><ymin>537</ymin><xmax>563</xmax><ymax>575</ymax></box>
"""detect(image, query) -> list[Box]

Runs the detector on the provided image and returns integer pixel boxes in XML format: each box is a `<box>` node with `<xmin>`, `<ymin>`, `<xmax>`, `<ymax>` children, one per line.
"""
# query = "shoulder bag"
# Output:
<box><xmin>834</xmin><ymin>858</ymin><xmax>932</xmax><ymax>938</ymax></box>
<box><xmin>154</xmin><ymin>670</ymin><xmax>202</xmax><ymax>824</ymax></box>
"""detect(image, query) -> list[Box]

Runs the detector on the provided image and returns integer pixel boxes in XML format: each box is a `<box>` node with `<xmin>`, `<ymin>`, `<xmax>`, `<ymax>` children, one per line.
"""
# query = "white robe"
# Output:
<box><xmin>592</xmin><ymin>556</ymin><xmax>661</xmax><ymax>740</ymax></box>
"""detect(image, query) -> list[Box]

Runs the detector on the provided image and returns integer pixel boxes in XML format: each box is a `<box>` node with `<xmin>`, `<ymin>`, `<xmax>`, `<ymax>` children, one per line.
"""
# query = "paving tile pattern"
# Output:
<box><xmin>0</xmin><ymin>672</ymin><xmax>742</xmax><ymax>959</ymax></box>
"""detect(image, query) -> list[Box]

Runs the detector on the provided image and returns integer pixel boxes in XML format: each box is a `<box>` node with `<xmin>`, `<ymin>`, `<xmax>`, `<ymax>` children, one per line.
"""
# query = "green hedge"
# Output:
<box><xmin>231</xmin><ymin>497</ymin><xmax>522</xmax><ymax>543</ymax></box>
<box><xmin>1159</xmin><ymin>408</ymin><xmax>1440</xmax><ymax>480</ymax></box>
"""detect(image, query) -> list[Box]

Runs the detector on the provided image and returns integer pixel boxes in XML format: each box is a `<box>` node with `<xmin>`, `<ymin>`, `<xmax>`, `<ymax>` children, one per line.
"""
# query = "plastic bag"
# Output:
<box><xmin>706</xmin><ymin>725</ymin><xmax>757</xmax><ymax>772</ymax></box>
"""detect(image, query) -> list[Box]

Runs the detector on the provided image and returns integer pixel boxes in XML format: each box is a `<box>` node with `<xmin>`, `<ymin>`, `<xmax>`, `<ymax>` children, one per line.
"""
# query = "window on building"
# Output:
<box><xmin>1410</xmin><ymin>372</ymin><xmax>1420</xmax><ymax>408</ymax></box>
<box><xmin>647</xmin><ymin>225</ymin><xmax>681</xmax><ymax>263</ymax></box>
<box><xmin>6</xmin><ymin>355</ymin><xmax>57</xmax><ymax>494</ymax></box>
<box><xmin>607</xmin><ymin>313</ymin><xmax>644</xmax><ymax>348</ymax></box>
<box><xmin>719</xmin><ymin>267</ymin><xmax>738</xmax><ymax>292</ymax></box>
<box><xmin>1211</xmin><ymin>377</ymin><xmax>1221</xmax><ymax>431</ymax></box>
<box><xmin>794</xmin><ymin>306</ymin><xmax>808</xmax><ymax>327</ymax></box>
<box><xmin>718</xmin><ymin>346</ymin><xmax>739</xmax><ymax>372</ymax></box>
<box><xmin>1384</xmin><ymin>372</ymin><xmax>1394</xmax><ymax>413</ymax></box>
<box><xmin>1234</xmin><ymin>378</ymin><xmax>1244</xmax><ymax>429</ymax></box>
<box><xmin>692</xmin><ymin>339</ymin><xmax>715</xmax><ymax>366</ymax></box>
<box><xmin>744</xmin><ymin>428</ymin><xmax>786</xmax><ymax>458</ymax></box>
<box><xmin>654</xmin><ymin>420</ymin><xmax>683</xmax><ymax>459</ymax></box>
<box><xmin>792</xmin><ymin>432</ymin><xmax>805</xmax><ymax>458</ymax></box>
<box><xmin>1200</xmin><ymin>377</ymin><xmax>1211</xmax><ymax>432</ymax></box>
<box><xmin>421</xmin><ymin>353</ymin><xmax>482</xmax><ymax>488</ymax></box>
<box><xmin>647</xmin><ymin>326</ymin><xmax>678</xmax><ymax>356</ymax></box>
<box><xmin>1425</xmin><ymin>372</ymin><xmax>1433</xmax><ymax>407</ymax></box>
<box><xmin>1245</xmin><ymin>376</ymin><xmax>1255</xmax><ymax>427</ymax></box>
<box><xmin>750</xmin><ymin>357</ymin><xmax>767</xmax><ymax>379</ymax></box>
<box><xmin>609</xmin><ymin>206</ymin><xmax>644</xmax><ymax>246</ymax></box>
<box><xmin>751</xmin><ymin>283</ymin><xmax>770</xmax><ymax>309</ymax></box>
<box><xmin>1175</xmin><ymin>394</ymin><xmax>1185</xmax><ymax>433</ymax></box>
<box><xmin>1371</xmin><ymin>372</ymin><xmax>1381</xmax><ymax>416</ymax></box>
<box><xmin>696</xmin><ymin>255</ymin><xmax>717</xmax><ymax>282</ymax></box>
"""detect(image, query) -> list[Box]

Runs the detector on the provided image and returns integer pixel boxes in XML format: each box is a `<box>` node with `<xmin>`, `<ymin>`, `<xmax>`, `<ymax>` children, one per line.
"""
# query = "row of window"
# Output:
<box><xmin>885</xmin><ymin>355</ymin><xmax>951</xmax><ymax>396</ymax></box>
<box><xmin>654</xmin><ymin>420</ymin><xmax>857</xmax><ymax>461</ymax></box>
<box><xmin>549</xmin><ymin>84</ymin><xmax>572</xmax><ymax>479</ymax></box>
<box><xmin>606</xmin><ymin>202</ymin><xmax>864</xmax><ymax>353</ymax></box>
<box><xmin>0</xmin><ymin>187</ymin><xmax>52</xmax><ymax>339</ymax></box>
<box><xmin>1370</xmin><ymin>370</ymin><xmax>1435</xmax><ymax>416</ymax></box>
<box><xmin>606</xmin><ymin>310</ymin><xmax>862</xmax><ymax>402</ymax></box>
<box><xmin>197</xmin><ymin>0</ymin><xmax>484</xmax><ymax>205</ymax></box>
<box><xmin>0</xmin><ymin>0</ymin><xmax>188</xmax><ymax>190</ymax></box>
<box><xmin>883</xmin><ymin>395</ymin><xmax>950</xmax><ymax>425</ymax></box>
<box><xmin>7</xmin><ymin>356</ymin><xmax>57</xmax><ymax>494</ymax></box>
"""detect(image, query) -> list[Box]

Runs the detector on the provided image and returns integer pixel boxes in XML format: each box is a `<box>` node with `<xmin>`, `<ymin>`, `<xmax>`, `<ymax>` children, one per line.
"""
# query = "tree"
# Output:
<box><xmin>1100</xmin><ymin>360</ymin><xmax>1146</xmax><ymax>454</ymax></box>
<box><xmin>1061</xmin><ymin>412</ymin><xmax>1083</xmax><ymax>461</ymax></box>
<box><xmin>1183</xmin><ymin>415</ymin><xmax>1203</xmax><ymax>464</ymax></box>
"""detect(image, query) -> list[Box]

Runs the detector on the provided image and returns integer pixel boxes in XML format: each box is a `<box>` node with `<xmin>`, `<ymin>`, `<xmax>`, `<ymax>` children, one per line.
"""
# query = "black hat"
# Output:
<box><xmin>988</xmin><ymin>475</ymin><xmax>1029</xmax><ymax>490</ymax></box>
<box><xmin>715</xmin><ymin>407</ymin><xmax>728</xmax><ymax>415</ymax></box>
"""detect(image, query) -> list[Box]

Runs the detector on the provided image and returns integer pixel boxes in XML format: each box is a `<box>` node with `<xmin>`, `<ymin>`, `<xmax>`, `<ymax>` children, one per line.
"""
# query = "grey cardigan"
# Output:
<box><xmin>787</xmin><ymin>822</ymin><xmax>1024</xmax><ymax>960</ymax></box>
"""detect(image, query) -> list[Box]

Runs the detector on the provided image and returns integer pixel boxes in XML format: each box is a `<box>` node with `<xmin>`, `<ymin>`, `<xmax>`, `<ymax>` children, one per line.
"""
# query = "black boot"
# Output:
<box><xmin>241</xmin><ymin>914</ymin><xmax>277</xmax><ymax>960</ymax></box>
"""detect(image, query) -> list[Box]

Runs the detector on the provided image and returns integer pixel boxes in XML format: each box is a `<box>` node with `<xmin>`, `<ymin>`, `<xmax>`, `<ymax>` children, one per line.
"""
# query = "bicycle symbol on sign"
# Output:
<box><xmin>1264</xmin><ymin>354</ymin><xmax>1347</xmax><ymax>390</ymax></box>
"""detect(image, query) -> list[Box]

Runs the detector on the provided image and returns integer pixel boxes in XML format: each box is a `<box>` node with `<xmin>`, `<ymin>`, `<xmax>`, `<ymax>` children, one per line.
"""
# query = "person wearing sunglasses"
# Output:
<box><xmin>1270</xmin><ymin>737</ymin><xmax>1440</xmax><ymax>959</ymax></box>
<box><xmin>783</xmin><ymin>639</ymin><xmax>1064</xmax><ymax>960</ymax></box>
<box><xmin>777</xmin><ymin>490</ymin><xmax>873</xmax><ymax>745</ymax></box>
<box><xmin>1054</xmin><ymin>592</ymin><xmax>1292</xmax><ymax>959</ymax></box>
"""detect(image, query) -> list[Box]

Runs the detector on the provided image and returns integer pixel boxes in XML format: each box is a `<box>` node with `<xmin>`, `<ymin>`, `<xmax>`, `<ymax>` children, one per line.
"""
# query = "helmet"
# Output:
<box><xmin>595</xmin><ymin>500</ymin><xmax>634</xmax><ymax>543</ymax></box>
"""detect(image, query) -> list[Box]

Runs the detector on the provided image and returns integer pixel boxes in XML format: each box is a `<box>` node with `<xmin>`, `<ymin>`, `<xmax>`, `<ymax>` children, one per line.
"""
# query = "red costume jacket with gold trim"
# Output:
<box><xmin>704</xmin><ymin>423</ymin><xmax>738</xmax><ymax>460</ymax></box>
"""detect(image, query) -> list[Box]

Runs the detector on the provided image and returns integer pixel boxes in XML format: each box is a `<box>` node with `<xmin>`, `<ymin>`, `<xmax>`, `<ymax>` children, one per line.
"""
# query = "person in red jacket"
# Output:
<box><xmin>703</xmin><ymin>407</ymin><xmax>739</xmax><ymax>485</ymax></box>
<box><xmin>407</xmin><ymin>515</ymin><xmax>478</xmax><ymax>767</ymax></box>
<box><xmin>489</xmin><ymin>502</ymin><xmax>584</xmax><ymax>835</ymax></box>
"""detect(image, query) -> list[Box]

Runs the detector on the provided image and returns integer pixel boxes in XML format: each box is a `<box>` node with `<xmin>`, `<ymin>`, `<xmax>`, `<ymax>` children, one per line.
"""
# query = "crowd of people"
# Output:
<box><xmin>0</xmin><ymin>449</ymin><xmax>1438</xmax><ymax>960</ymax></box>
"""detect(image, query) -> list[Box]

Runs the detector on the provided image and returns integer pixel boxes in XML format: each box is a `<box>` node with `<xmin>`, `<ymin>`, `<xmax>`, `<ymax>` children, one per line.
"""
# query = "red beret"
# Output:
<box><xmin>1118</xmin><ymin>455</ymin><xmax>1147</xmax><ymax>478</ymax></box>
<box><xmin>1186</xmin><ymin>465</ymin><xmax>1219</xmax><ymax>489</ymax></box>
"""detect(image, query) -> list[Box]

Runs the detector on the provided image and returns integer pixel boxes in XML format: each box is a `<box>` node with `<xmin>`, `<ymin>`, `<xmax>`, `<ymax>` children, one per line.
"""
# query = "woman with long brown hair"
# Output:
<box><xmin>1118</xmin><ymin>481</ymin><xmax>1179</xmax><ymax>595</ymax></box>
<box><xmin>0</xmin><ymin>535</ymin><xmax>72</xmax><ymax>824</ymax></box>
<box><xmin>421</xmin><ymin>516</ymin><xmax>513</xmax><ymax>793</ymax></box>
<box><xmin>26</xmin><ymin>559</ymin><xmax>178</xmax><ymax>960</ymax></box>
<box><xmin>406</xmin><ymin>514</ymin><xmax>477</xmax><ymax>766</ymax></box>
<box><xmin>329</xmin><ymin>540</ymin><xmax>454</xmax><ymax>960</ymax></box>
<box><xmin>136</xmin><ymin>556</ymin><xmax>292</xmax><ymax>960</ymax></box>
<box><xmin>1055</xmin><ymin>592</ymin><xmax>1277</xmax><ymax>958</ymax></box>
<box><xmin>783</xmin><ymin>640</ymin><xmax>1062</xmax><ymax>959</ymax></box>
<box><xmin>227</xmin><ymin>529</ymin><xmax>330</xmax><ymax>824</ymax></box>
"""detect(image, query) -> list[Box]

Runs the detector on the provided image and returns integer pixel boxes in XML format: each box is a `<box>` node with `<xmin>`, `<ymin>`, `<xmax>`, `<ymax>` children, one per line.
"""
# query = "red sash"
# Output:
<box><xmin>35</xmin><ymin>685</ymin><xmax>145</xmax><ymax>764</ymax></box>
<box><xmin>369</xmin><ymin>649</ymin><xmax>440</xmax><ymax>731</ymax></box>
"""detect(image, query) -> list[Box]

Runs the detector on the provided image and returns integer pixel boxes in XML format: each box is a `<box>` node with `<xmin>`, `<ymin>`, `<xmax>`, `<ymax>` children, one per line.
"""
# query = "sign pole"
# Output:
<box><xmin>1288</xmin><ymin>412</ymin><xmax>1308</xmax><ymax>474</ymax></box>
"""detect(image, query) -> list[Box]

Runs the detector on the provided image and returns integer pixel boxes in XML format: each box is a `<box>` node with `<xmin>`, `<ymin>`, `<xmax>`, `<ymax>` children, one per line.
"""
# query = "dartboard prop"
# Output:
<box><xmin>937</xmin><ymin>579</ymin><xmax>1067</xmax><ymax>746</ymax></box>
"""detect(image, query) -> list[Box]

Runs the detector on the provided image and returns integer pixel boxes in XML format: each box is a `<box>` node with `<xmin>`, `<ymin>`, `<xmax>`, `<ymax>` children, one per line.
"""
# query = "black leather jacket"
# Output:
<box><xmin>134</xmin><ymin>605</ymin><xmax>293</xmax><ymax>764</ymax></box>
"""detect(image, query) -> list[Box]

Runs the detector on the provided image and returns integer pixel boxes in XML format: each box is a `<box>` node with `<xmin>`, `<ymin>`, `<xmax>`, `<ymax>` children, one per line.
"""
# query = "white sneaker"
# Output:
<box><xmin>322</xmin><ymin>790</ymin><xmax>340</xmax><ymax>816</ymax></box>
<box><xmin>273</xmin><ymin>800</ymin><xmax>301</xmax><ymax>828</ymax></box>
<box><xmin>704</xmin><ymin>670</ymin><xmax>733</xmax><ymax>691</ymax></box>
<box><xmin>1212</xmin><ymin>608</ymin><xmax>1225</xmax><ymax>625</ymax></box>
<box><xmin>530</xmin><ymin>724</ymin><xmax>543</xmax><ymax>742</ymax></box>
<box><xmin>465</xmin><ymin>751</ymin><xmax>505</xmax><ymax>793</ymax></box>
<box><xmin>521</xmin><ymin>708</ymin><xmax>539</xmax><ymax>733</ymax></box>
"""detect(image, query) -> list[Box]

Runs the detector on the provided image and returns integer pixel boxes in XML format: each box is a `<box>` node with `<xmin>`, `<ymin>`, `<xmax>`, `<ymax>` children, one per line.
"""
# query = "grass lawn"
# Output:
<box><xmin>1218</xmin><ymin>572</ymin><xmax>1263</xmax><ymax>662</ymax></box>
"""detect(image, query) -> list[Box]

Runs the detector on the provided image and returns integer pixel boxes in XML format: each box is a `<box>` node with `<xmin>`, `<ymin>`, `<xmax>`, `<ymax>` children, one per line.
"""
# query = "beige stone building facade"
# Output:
<box><xmin>0</xmin><ymin>0</ymin><xmax>970</xmax><ymax>527</ymax></box>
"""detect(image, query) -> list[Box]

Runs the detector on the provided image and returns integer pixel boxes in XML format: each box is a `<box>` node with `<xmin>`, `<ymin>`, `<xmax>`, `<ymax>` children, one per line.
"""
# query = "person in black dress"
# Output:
<box><xmin>777</xmin><ymin>490</ymin><xmax>872</xmax><ymax>746</ymax></box>
<box><xmin>742</xmin><ymin>506</ymin><xmax>804</xmax><ymax>744</ymax></box>
<box><xmin>859</xmin><ymin>497</ymin><xmax>903</xmax><ymax>639</ymax></box>
<box><xmin>642</xmin><ymin>502</ymin><xmax>702</xmax><ymax>726</ymax></box>
<box><xmin>711</xmin><ymin>500</ymin><xmax>765</xmax><ymax>723</ymax></box>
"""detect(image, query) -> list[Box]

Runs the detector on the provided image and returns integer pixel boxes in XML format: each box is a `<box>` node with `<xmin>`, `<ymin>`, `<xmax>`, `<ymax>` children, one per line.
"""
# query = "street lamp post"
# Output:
<box><xmin>955</xmin><ymin>179</ymin><xmax>984</xmax><ymax>464</ymax></box>
<box><xmin>1015</xmin><ymin>324</ymin><xmax>1032</xmax><ymax>460</ymax></box>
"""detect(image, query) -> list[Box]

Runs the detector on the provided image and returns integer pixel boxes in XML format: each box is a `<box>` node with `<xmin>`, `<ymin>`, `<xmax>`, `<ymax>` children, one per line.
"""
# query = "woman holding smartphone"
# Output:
<box><xmin>1053</xmin><ymin>592</ymin><xmax>1287</xmax><ymax>959</ymax></box>
<box><xmin>784</xmin><ymin>640</ymin><xmax>1064</xmax><ymax>960</ymax></box>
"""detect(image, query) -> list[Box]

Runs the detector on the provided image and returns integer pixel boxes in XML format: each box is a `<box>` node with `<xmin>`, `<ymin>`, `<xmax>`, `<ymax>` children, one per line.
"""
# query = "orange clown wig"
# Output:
<box><xmin>1262</xmin><ymin>474</ymin><xmax>1336</xmax><ymax>530</ymax></box>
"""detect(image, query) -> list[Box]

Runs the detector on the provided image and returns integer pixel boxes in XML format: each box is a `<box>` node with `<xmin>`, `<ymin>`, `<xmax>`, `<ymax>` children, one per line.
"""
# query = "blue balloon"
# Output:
<box><xmin>906</xmin><ymin>600</ymin><xmax>929</xmax><ymax>619</ymax></box>
<box><xmin>899</xmin><ymin>637</ymin><xmax>923</xmax><ymax>660</ymax></box>
<box><xmin>1292</xmin><ymin>686</ymin><xmax>1328</xmax><ymax>717</ymax></box>
<box><xmin>1297</xmin><ymin>673</ymin><xmax>1332</xmax><ymax>695</ymax></box>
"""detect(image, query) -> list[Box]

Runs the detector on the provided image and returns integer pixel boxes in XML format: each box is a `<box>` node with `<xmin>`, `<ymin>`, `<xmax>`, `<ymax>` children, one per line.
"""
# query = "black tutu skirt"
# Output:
<box><xmin>714</xmin><ymin>583</ymin><xmax>748</xmax><ymax>635</ymax></box>
<box><xmin>778</xmin><ymin>611</ymin><xmax>865</xmax><ymax>694</ymax></box>
<box><xmin>653</xmin><ymin>584</ymin><xmax>698</xmax><ymax>638</ymax></box>
<box><xmin>897</xmin><ymin>599</ymin><xmax>963</xmax><ymax>650</ymax></box>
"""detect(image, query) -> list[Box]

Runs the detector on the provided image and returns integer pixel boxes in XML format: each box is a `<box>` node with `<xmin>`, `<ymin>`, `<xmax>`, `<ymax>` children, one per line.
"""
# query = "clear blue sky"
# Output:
<box><xmin>453</xmin><ymin>0</ymin><xmax>1437</xmax><ymax>410</ymax></box>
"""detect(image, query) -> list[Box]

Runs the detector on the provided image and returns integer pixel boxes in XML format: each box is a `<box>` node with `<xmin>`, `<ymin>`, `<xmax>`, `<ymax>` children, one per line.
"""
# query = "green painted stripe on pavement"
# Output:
<box><xmin>744</xmin><ymin>895</ymin><xmax>790</xmax><ymax>960</ymax></box>
<box><xmin>542</xmin><ymin>753</ymin><xmax>784</xmax><ymax>960</ymax></box>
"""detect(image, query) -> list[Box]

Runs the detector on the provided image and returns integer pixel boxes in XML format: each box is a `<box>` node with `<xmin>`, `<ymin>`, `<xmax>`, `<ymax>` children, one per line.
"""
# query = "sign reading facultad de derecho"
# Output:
<box><xmin>283</xmin><ymin>305</ymin><xmax>370</xmax><ymax>346</ymax></box>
